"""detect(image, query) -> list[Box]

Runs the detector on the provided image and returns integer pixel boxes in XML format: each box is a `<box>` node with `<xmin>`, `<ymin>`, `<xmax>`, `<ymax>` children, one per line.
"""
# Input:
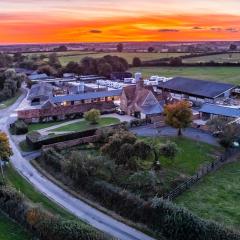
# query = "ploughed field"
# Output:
<box><xmin>130</xmin><ymin>66</ymin><xmax>240</xmax><ymax>85</ymax></box>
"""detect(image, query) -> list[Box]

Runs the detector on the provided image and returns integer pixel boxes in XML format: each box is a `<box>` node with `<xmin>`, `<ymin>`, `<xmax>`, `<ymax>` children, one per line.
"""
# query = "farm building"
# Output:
<box><xmin>51</xmin><ymin>89</ymin><xmax>121</xmax><ymax>106</ymax></box>
<box><xmin>18</xmin><ymin>89</ymin><xmax>121</xmax><ymax>122</ymax></box>
<box><xmin>27</xmin><ymin>82</ymin><xmax>53</xmax><ymax>105</ymax></box>
<box><xmin>120</xmin><ymin>77</ymin><xmax>163</xmax><ymax>119</ymax></box>
<box><xmin>158</xmin><ymin>77</ymin><xmax>236</xmax><ymax>103</ymax></box>
<box><xmin>199</xmin><ymin>103</ymin><xmax>240</xmax><ymax>120</ymax></box>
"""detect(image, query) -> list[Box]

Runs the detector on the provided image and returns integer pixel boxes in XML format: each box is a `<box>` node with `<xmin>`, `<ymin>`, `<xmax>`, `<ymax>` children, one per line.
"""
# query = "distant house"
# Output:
<box><xmin>120</xmin><ymin>78</ymin><xmax>163</xmax><ymax>119</ymax></box>
<box><xmin>158</xmin><ymin>77</ymin><xmax>236</xmax><ymax>103</ymax></box>
<box><xmin>199</xmin><ymin>103</ymin><xmax>240</xmax><ymax>120</ymax></box>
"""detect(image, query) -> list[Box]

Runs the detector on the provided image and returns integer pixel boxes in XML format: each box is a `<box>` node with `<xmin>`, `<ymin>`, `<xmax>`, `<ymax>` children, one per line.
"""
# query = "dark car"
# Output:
<box><xmin>116</xmin><ymin>108</ymin><xmax>125</xmax><ymax>115</ymax></box>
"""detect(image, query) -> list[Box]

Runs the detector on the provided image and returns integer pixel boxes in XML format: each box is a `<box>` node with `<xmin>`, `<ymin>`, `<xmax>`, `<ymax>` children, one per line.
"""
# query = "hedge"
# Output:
<box><xmin>26</xmin><ymin>123</ymin><xmax>123</xmax><ymax>149</ymax></box>
<box><xmin>0</xmin><ymin>185</ymin><xmax>108</xmax><ymax>240</ymax></box>
<box><xmin>10</xmin><ymin>120</ymin><xmax>28</xmax><ymax>135</ymax></box>
<box><xmin>26</xmin><ymin>129</ymin><xmax>97</xmax><ymax>149</ymax></box>
<box><xmin>83</xmin><ymin>179</ymin><xmax>240</xmax><ymax>240</ymax></box>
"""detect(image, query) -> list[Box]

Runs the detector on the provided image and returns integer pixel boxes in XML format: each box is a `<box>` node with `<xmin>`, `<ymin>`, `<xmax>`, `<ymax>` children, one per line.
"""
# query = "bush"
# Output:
<box><xmin>0</xmin><ymin>185</ymin><xmax>107</xmax><ymax>240</ymax></box>
<box><xmin>159</xmin><ymin>141</ymin><xmax>179</xmax><ymax>160</ymax></box>
<box><xmin>10</xmin><ymin>120</ymin><xmax>28</xmax><ymax>135</ymax></box>
<box><xmin>84</xmin><ymin>109</ymin><xmax>100</xmax><ymax>125</ymax></box>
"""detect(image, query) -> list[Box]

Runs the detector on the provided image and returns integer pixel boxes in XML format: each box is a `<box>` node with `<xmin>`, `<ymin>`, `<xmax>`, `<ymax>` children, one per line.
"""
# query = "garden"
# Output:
<box><xmin>33</xmin><ymin>125</ymin><xmax>240</xmax><ymax>240</ymax></box>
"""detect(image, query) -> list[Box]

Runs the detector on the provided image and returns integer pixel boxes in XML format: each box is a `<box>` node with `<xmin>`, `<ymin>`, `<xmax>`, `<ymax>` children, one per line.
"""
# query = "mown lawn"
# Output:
<box><xmin>142</xmin><ymin>137</ymin><xmax>219</xmax><ymax>175</ymax></box>
<box><xmin>0</xmin><ymin>91</ymin><xmax>22</xmax><ymax>110</ymax></box>
<box><xmin>53</xmin><ymin>117</ymin><xmax>120</xmax><ymax>132</ymax></box>
<box><xmin>28</xmin><ymin>120</ymin><xmax>69</xmax><ymax>132</ymax></box>
<box><xmin>175</xmin><ymin>161</ymin><xmax>240</xmax><ymax>230</ymax></box>
<box><xmin>4</xmin><ymin>165</ymin><xmax>76</xmax><ymax>220</ymax></box>
<box><xmin>130</xmin><ymin>66</ymin><xmax>240</xmax><ymax>85</ymax></box>
<box><xmin>0</xmin><ymin>212</ymin><xmax>32</xmax><ymax>240</ymax></box>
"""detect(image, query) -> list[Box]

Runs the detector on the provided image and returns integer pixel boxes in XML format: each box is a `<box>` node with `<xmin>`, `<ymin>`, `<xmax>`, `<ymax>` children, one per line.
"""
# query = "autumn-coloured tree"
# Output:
<box><xmin>164</xmin><ymin>101</ymin><xmax>192</xmax><ymax>136</ymax></box>
<box><xmin>0</xmin><ymin>132</ymin><xmax>13</xmax><ymax>181</ymax></box>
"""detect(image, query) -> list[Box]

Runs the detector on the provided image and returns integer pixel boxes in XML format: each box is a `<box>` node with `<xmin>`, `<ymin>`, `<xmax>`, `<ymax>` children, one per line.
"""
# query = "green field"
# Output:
<box><xmin>176</xmin><ymin>161</ymin><xmax>240</xmax><ymax>230</ymax></box>
<box><xmin>183</xmin><ymin>53</ymin><xmax>240</xmax><ymax>64</ymax></box>
<box><xmin>53</xmin><ymin>117</ymin><xmax>120</xmax><ymax>132</ymax></box>
<box><xmin>58</xmin><ymin>52</ymin><xmax>187</xmax><ymax>65</ymax></box>
<box><xmin>130</xmin><ymin>66</ymin><xmax>240</xmax><ymax>85</ymax></box>
<box><xmin>0</xmin><ymin>212</ymin><xmax>31</xmax><ymax>240</ymax></box>
<box><xmin>0</xmin><ymin>91</ymin><xmax>22</xmax><ymax>110</ymax></box>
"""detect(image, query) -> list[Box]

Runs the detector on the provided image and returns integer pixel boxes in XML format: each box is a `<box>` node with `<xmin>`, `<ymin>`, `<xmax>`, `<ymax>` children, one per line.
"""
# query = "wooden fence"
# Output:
<box><xmin>163</xmin><ymin>148</ymin><xmax>239</xmax><ymax>200</ymax></box>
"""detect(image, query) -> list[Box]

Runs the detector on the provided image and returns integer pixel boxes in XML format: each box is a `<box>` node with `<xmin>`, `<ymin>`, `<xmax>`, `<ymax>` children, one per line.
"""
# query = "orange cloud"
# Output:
<box><xmin>0</xmin><ymin>13</ymin><xmax>240</xmax><ymax>43</ymax></box>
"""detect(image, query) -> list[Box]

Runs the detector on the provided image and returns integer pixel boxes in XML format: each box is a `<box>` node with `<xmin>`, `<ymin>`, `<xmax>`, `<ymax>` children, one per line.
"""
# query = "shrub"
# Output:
<box><xmin>84</xmin><ymin>109</ymin><xmax>100</xmax><ymax>125</ymax></box>
<box><xmin>11</xmin><ymin>120</ymin><xmax>28</xmax><ymax>135</ymax></box>
<box><xmin>40</xmin><ymin>148</ymin><xmax>64</xmax><ymax>171</ymax></box>
<box><xmin>159</xmin><ymin>141</ymin><xmax>179</xmax><ymax>160</ymax></box>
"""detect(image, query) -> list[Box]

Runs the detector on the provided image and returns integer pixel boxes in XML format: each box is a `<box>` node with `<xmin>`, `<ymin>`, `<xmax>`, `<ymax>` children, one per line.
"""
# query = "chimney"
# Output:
<box><xmin>135</xmin><ymin>72</ymin><xmax>144</xmax><ymax>91</ymax></box>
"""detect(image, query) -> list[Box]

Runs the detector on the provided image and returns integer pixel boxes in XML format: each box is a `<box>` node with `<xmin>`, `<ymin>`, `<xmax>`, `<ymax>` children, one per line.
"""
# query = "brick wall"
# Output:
<box><xmin>42</xmin><ymin>135</ymin><xmax>100</xmax><ymax>151</ymax></box>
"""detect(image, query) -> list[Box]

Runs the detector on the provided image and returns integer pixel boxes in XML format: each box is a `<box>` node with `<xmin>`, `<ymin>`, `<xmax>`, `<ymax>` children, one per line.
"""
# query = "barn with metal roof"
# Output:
<box><xmin>158</xmin><ymin>77</ymin><xmax>236</xmax><ymax>102</ymax></box>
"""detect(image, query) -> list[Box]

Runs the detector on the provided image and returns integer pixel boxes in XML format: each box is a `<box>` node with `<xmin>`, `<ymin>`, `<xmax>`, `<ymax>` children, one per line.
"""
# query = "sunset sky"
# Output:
<box><xmin>1</xmin><ymin>0</ymin><xmax>240</xmax><ymax>43</ymax></box>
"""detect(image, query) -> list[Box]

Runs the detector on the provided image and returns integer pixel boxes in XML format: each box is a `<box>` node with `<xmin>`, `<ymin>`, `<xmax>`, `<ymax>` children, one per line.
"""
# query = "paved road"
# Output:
<box><xmin>0</xmin><ymin>90</ymin><xmax>155</xmax><ymax>240</ymax></box>
<box><xmin>131</xmin><ymin>125</ymin><xmax>219</xmax><ymax>146</ymax></box>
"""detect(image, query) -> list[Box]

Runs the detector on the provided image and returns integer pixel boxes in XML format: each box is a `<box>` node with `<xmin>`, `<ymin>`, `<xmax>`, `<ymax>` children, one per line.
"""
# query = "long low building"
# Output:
<box><xmin>199</xmin><ymin>103</ymin><xmax>240</xmax><ymax>120</ymax></box>
<box><xmin>158</xmin><ymin>77</ymin><xmax>236</xmax><ymax>103</ymax></box>
<box><xmin>51</xmin><ymin>89</ymin><xmax>122</xmax><ymax>105</ymax></box>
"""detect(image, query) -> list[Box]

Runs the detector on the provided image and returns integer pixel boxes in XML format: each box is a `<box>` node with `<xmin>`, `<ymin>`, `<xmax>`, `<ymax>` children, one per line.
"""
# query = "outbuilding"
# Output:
<box><xmin>158</xmin><ymin>77</ymin><xmax>236</xmax><ymax>103</ymax></box>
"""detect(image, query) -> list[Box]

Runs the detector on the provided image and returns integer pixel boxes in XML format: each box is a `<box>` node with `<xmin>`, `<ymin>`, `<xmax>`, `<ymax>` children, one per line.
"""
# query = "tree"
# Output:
<box><xmin>164</xmin><ymin>101</ymin><xmax>192</xmax><ymax>136</ymax></box>
<box><xmin>97</xmin><ymin>62</ymin><xmax>113</xmax><ymax>77</ymax></box>
<box><xmin>134</xmin><ymin>141</ymin><xmax>152</xmax><ymax>160</ymax></box>
<box><xmin>207</xmin><ymin>117</ymin><xmax>229</xmax><ymax>133</ymax></box>
<box><xmin>116</xmin><ymin>43</ymin><xmax>123</xmax><ymax>52</ymax></box>
<box><xmin>0</xmin><ymin>132</ymin><xmax>13</xmax><ymax>181</ymax></box>
<box><xmin>64</xmin><ymin>61</ymin><xmax>82</xmax><ymax>74</ymax></box>
<box><xmin>116</xmin><ymin>143</ymin><xmax>135</xmax><ymax>166</ymax></box>
<box><xmin>148</xmin><ymin>47</ymin><xmax>155</xmax><ymax>53</ymax></box>
<box><xmin>84</xmin><ymin>109</ymin><xmax>100</xmax><ymax>124</ymax></box>
<box><xmin>170</xmin><ymin>57</ymin><xmax>182</xmax><ymax>66</ymax></box>
<box><xmin>38</xmin><ymin>65</ymin><xmax>57</xmax><ymax>76</ymax></box>
<box><xmin>229</xmin><ymin>44</ymin><xmax>237</xmax><ymax>51</ymax></box>
<box><xmin>48</xmin><ymin>53</ymin><xmax>61</xmax><ymax>69</ymax></box>
<box><xmin>159</xmin><ymin>141</ymin><xmax>179</xmax><ymax>160</ymax></box>
<box><xmin>132</xmin><ymin>57</ymin><xmax>142</xmax><ymax>67</ymax></box>
<box><xmin>218</xmin><ymin>123</ymin><xmax>240</xmax><ymax>149</ymax></box>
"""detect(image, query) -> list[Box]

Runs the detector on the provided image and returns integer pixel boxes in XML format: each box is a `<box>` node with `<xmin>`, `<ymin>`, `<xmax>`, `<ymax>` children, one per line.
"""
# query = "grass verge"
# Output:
<box><xmin>4</xmin><ymin>164</ymin><xmax>76</xmax><ymax>220</ymax></box>
<box><xmin>0</xmin><ymin>211</ymin><xmax>32</xmax><ymax>240</ymax></box>
<box><xmin>0</xmin><ymin>91</ymin><xmax>22</xmax><ymax>110</ymax></box>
